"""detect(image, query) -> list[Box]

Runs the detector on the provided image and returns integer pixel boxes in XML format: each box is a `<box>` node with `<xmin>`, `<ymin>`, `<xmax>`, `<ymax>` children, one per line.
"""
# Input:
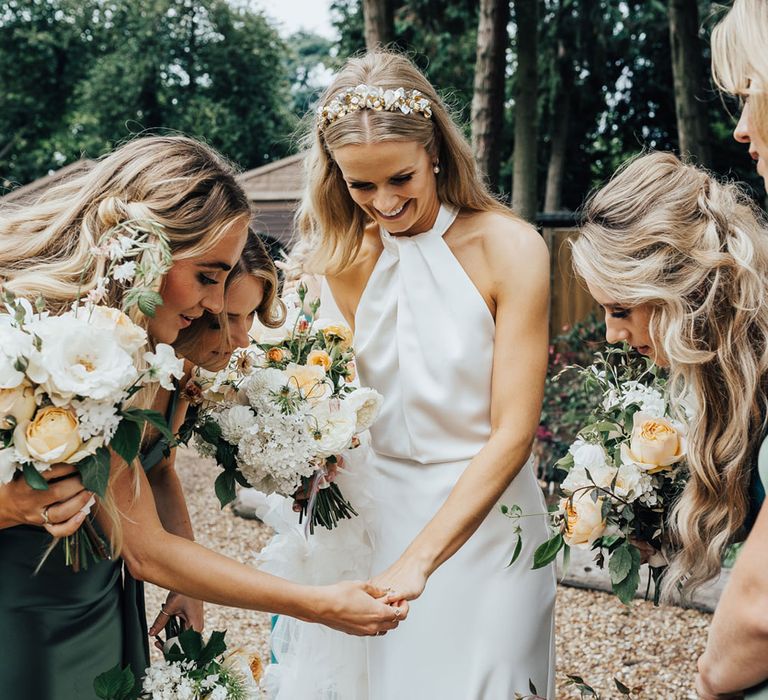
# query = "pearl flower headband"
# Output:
<box><xmin>317</xmin><ymin>83</ymin><xmax>433</xmax><ymax>130</ymax></box>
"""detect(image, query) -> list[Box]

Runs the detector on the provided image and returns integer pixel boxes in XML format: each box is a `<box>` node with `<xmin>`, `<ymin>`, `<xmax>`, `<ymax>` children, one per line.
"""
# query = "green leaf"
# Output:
<box><xmin>110</xmin><ymin>419</ymin><xmax>142</xmax><ymax>465</ymax></box>
<box><xmin>198</xmin><ymin>629</ymin><xmax>227</xmax><ymax>666</ymax></box>
<box><xmin>507</xmin><ymin>535</ymin><xmax>523</xmax><ymax>567</ymax></box>
<box><xmin>612</xmin><ymin>546</ymin><xmax>641</xmax><ymax>604</ymax></box>
<box><xmin>93</xmin><ymin>664</ymin><xmax>137</xmax><ymax>700</ymax></box>
<box><xmin>214</xmin><ymin>471</ymin><xmax>237</xmax><ymax>508</ymax></box>
<box><xmin>199</xmin><ymin>418</ymin><xmax>222</xmax><ymax>444</ymax></box>
<box><xmin>22</xmin><ymin>462</ymin><xmax>49</xmax><ymax>491</ymax></box>
<box><xmin>178</xmin><ymin>627</ymin><xmax>204</xmax><ymax>661</ymax></box>
<box><xmin>609</xmin><ymin>545</ymin><xmax>633</xmax><ymax>585</ymax></box>
<box><xmin>528</xmin><ymin>679</ymin><xmax>537</xmax><ymax>695</ymax></box>
<box><xmin>77</xmin><ymin>447</ymin><xmax>111</xmax><ymax>498</ymax></box>
<box><xmin>532</xmin><ymin>533</ymin><xmax>564</xmax><ymax>570</ymax></box>
<box><xmin>123</xmin><ymin>408</ymin><xmax>175</xmax><ymax>443</ymax></box>
<box><xmin>136</xmin><ymin>290</ymin><xmax>163</xmax><ymax>317</ymax></box>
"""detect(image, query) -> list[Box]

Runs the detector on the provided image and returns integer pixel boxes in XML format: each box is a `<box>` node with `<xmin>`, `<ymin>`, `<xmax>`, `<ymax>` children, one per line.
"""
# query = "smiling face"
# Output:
<box><xmin>147</xmin><ymin>217</ymin><xmax>249</xmax><ymax>345</ymax></box>
<box><xmin>586</xmin><ymin>281</ymin><xmax>665</xmax><ymax>365</ymax></box>
<box><xmin>332</xmin><ymin>140</ymin><xmax>441</xmax><ymax>236</ymax></box>
<box><xmin>734</xmin><ymin>96</ymin><xmax>768</xmax><ymax>191</ymax></box>
<box><xmin>186</xmin><ymin>274</ymin><xmax>265</xmax><ymax>372</ymax></box>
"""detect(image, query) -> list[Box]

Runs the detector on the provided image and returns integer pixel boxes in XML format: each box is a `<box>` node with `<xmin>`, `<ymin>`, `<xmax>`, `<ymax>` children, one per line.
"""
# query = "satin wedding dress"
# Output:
<box><xmin>259</xmin><ymin>204</ymin><xmax>556</xmax><ymax>699</ymax></box>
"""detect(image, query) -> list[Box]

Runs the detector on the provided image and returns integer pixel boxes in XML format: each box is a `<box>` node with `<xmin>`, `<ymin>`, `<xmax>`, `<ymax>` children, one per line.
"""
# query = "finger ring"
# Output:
<box><xmin>158</xmin><ymin>605</ymin><xmax>171</xmax><ymax>618</ymax></box>
<box><xmin>393</xmin><ymin>608</ymin><xmax>401</xmax><ymax>620</ymax></box>
<box><xmin>41</xmin><ymin>507</ymin><xmax>50</xmax><ymax>525</ymax></box>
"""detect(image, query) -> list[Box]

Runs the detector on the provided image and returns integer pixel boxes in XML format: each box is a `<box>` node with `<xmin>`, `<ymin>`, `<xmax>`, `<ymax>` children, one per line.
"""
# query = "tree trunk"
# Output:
<box><xmin>363</xmin><ymin>0</ymin><xmax>394</xmax><ymax>50</ymax></box>
<box><xmin>544</xmin><ymin>15</ymin><xmax>574</xmax><ymax>212</ymax></box>
<box><xmin>668</xmin><ymin>0</ymin><xmax>711</xmax><ymax>166</ymax></box>
<box><xmin>511</xmin><ymin>0</ymin><xmax>538</xmax><ymax>222</ymax></box>
<box><xmin>471</xmin><ymin>0</ymin><xmax>511</xmax><ymax>191</ymax></box>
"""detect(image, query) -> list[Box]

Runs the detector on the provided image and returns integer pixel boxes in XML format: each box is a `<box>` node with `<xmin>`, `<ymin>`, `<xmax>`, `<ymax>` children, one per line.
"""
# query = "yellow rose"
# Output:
<box><xmin>21</xmin><ymin>406</ymin><xmax>83</xmax><ymax>464</ymax></box>
<box><xmin>559</xmin><ymin>493</ymin><xmax>606</xmax><ymax>546</ymax></box>
<box><xmin>285</xmin><ymin>363</ymin><xmax>330</xmax><ymax>402</ymax></box>
<box><xmin>621</xmin><ymin>412</ymin><xmax>685</xmax><ymax>474</ymax></box>
<box><xmin>307</xmin><ymin>349</ymin><xmax>332</xmax><ymax>373</ymax></box>
<box><xmin>0</xmin><ymin>381</ymin><xmax>37</xmax><ymax>430</ymax></box>
<box><xmin>318</xmin><ymin>322</ymin><xmax>353</xmax><ymax>350</ymax></box>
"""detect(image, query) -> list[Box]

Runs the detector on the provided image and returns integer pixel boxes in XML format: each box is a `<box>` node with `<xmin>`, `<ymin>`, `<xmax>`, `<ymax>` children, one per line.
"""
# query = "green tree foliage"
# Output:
<box><xmin>1</xmin><ymin>0</ymin><xmax>296</xmax><ymax>187</ymax></box>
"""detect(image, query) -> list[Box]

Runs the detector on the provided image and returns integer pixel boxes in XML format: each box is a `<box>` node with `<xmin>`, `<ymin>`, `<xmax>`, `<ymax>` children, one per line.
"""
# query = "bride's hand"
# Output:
<box><xmin>149</xmin><ymin>591</ymin><xmax>205</xmax><ymax>647</ymax></box>
<box><xmin>694</xmin><ymin>672</ymin><xmax>743</xmax><ymax>700</ymax></box>
<box><xmin>0</xmin><ymin>463</ymin><xmax>93</xmax><ymax>536</ymax></box>
<box><xmin>370</xmin><ymin>557</ymin><xmax>429</xmax><ymax>603</ymax></box>
<box><xmin>314</xmin><ymin>580</ymin><xmax>408</xmax><ymax>636</ymax></box>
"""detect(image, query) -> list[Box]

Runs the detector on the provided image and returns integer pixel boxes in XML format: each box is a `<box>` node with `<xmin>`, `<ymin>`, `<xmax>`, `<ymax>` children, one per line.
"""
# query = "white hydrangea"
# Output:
<box><xmin>236</xmin><ymin>405</ymin><xmax>317</xmax><ymax>496</ymax></box>
<box><xmin>73</xmin><ymin>398</ymin><xmax>122</xmax><ymax>442</ymax></box>
<box><xmin>217</xmin><ymin>404</ymin><xmax>256</xmax><ymax>444</ymax></box>
<box><xmin>193</xmin><ymin>432</ymin><xmax>217</xmax><ymax>459</ymax></box>
<box><xmin>243</xmin><ymin>367</ymin><xmax>291</xmax><ymax>410</ymax></box>
<box><xmin>603</xmin><ymin>380</ymin><xmax>666</xmax><ymax>417</ymax></box>
<box><xmin>613</xmin><ymin>463</ymin><xmax>655</xmax><ymax>504</ymax></box>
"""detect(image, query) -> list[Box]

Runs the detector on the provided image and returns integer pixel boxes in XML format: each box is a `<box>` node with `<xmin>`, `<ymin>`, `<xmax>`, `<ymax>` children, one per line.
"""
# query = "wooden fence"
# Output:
<box><xmin>543</xmin><ymin>226</ymin><xmax>601</xmax><ymax>340</ymax></box>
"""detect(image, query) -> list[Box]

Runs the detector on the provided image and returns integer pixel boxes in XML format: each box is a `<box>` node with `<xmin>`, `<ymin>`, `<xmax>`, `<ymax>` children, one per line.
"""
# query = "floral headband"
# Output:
<box><xmin>317</xmin><ymin>84</ymin><xmax>433</xmax><ymax>130</ymax></box>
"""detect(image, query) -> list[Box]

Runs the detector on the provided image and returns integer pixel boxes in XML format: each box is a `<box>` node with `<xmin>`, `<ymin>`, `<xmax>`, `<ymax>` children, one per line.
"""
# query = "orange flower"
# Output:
<box><xmin>266</xmin><ymin>347</ymin><xmax>286</xmax><ymax>363</ymax></box>
<box><xmin>307</xmin><ymin>349</ymin><xmax>332</xmax><ymax>373</ymax></box>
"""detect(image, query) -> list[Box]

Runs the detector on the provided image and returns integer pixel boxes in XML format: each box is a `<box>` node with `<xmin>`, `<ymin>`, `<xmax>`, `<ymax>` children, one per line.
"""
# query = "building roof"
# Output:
<box><xmin>0</xmin><ymin>159</ymin><xmax>96</xmax><ymax>206</ymax></box>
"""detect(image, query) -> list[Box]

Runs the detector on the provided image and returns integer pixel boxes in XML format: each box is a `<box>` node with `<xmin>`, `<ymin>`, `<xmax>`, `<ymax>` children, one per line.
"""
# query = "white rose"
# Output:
<box><xmin>613</xmin><ymin>463</ymin><xmax>653</xmax><ymax>502</ymax></box>
<box><xmin>87</xmin><ymin>306</ymin><xmax>147</xmax><ymax>354</ymax></box>
<box><xmin>308</xmin><ymin>400</ymin><xmax>357</xmax><ymax>457</ymax></box>
<box><xmin>560</xmin><ymin>461</ymin><xmax>617</xmax><ymax>495</ymax></box>
<box><xmin>569</xmin><ymin>439</ymin><xmax>610</xmax><ymax>471</ymax></box>
<box><xmin>342</xmin><ymin>387</ymin><xmax>383</xmax><ymax>432</ymax></box>
<box><xmin>144</xmin><ymin>343</ymin><xmax>184</xmax><ymax>390</ymax></box>
<box><xmin>0</xmin><ymin>381</ymin><xmax>37</xmax><ymax>429</ymax></box>
<box><xmin>0</xmin><ymin>447</ymin><xmax>20</xmax><ymax>484</ymax></box>
<box><xmin>33</xmin><ymin>314</ymin><xmax>138</xmax><ymax>403</ymax></box>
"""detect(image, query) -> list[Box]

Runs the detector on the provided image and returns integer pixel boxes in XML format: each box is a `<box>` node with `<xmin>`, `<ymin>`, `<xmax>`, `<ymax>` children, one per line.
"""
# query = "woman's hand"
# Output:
<box><xmin>694</xmin><ymin>670</ymin><xmax>744</xmax><ymax>699</ymax></box>
<box><xmin>0</xmin><ymin>463</ymin><xmax>93</xmax><ymax>536</ymax></box>
<box><xmin>370</xmin><ymin>555</ymin><xmax>429</xmax><ymax>603</ymax></box>
<box><xmin>313</xmin><ymin>580</ymin><xmax>408</xmax><ymax>636</ymax></box>
<box><xmin>149</xmin><ymin>591</ymin><xmax>205</xmax><ymax>648</ymax></box>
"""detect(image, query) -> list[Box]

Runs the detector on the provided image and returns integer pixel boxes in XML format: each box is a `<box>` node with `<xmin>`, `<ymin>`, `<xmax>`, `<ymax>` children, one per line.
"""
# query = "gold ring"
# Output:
<box><xmin>158</xmin><ymin>606</ymin><xmax>171</xmax><ymax>618</ymax></box>
<box><xmin>41</xmin><ymin>507</ymin><xmax>51</xmax><ymax>525</ymax></box>
<box><xmin>393</xmin><ymin>608</ymin><xmax>401</xmax><ymax>620</ymax></box>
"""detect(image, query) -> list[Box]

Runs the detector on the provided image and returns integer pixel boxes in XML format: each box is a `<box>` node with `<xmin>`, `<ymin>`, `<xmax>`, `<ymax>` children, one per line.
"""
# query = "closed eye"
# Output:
<box><xmin>198</xmin><ymin>272</ymin><xmax>218</xmax><ymax>286</ymax></box>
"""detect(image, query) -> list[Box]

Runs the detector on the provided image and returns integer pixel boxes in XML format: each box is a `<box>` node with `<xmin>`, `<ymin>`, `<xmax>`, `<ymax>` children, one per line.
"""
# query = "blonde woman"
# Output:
<box><xmin>284</xmin><ymin>50</ymin><xmax>556</xmax><ymax>698</ymax></box>
<box><xmin>0</xmin><ymin>136</ymin><xmax>405</xmax><ymax>700</ymax></box>
<box><xmin>570</xmin><ymin>150</ymin><xmax>768</xmax><ymax>699</ymax></box>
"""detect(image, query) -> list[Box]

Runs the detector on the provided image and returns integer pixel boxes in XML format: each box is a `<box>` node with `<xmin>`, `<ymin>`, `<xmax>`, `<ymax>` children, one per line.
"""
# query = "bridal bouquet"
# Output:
<box><xmin>0</xmin><ymin>220</ymin><xmax>182</xmax><ymax>570</ymax></box>
<box><xmin>181</xmin><ymin>284</ymin><xmax>382</xmax><ymax>533</ymax></box>
<box><xmin>94</xmin><ymin>625</ymin><xmax>262</xmax><ymax>700</ymax></box>
<box><xmin>506</xmin><ymin>346</ymin><xmax>689</xmax><ymax>603</ymax></box>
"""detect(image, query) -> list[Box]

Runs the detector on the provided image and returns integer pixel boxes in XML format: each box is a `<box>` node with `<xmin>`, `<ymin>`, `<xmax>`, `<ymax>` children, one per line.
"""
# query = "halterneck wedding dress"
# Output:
<box><xmin>258</xmin><ymin>203</ymin><xmax>556</xmax><ymax>699</ymax></box>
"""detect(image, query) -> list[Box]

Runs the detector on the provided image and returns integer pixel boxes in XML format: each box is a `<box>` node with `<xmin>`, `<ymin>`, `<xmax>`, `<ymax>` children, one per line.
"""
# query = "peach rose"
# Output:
<box><xmin>0</xmin><ymin>381</ymin><xmax>37</xmax><ymax>430</ymax></box>
<box><xmin>266</xmin><ymin>347</ymin><xmax>287</xmax><ymax>363</ymax></box>
<box><xmin>285</xmin><ymin>363</ymin><xmax>330</xmax><ymax>402</ymax></box>
<box><xmin>559</xmin><ymin>493</ymin><xmax>606</xmax><ymax>546</ymax></box>
<box><xmin>317</xmin><ymin>321</ymin><xmax>353</xmax><ymax>350</ymax></box>
<box><xmin>621</xmin><ymin>412</ymin><xmax>685</xmax><ymax>474</ymax></box>
<box><xmin>307</xmin><ymin>349</ymin><xmax>332</xmax><ymax>373</ymax></box>
<box><xmin>21</xmin><ymin>406</ymin><xmax>83</xmax><ymax>464</ymax></box>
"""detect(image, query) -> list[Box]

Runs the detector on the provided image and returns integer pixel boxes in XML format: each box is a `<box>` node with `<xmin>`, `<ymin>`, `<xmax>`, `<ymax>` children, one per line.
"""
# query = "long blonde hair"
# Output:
<box><xmin>297</xmin><ymin>50</ymin><xmax>507</xmax><ymax>275</ymax></box>
<box><xmin>712</xmin><ymin>0</ymin><xmax>768</xmax><ymax>144</ymax></box>
<box><xmin>572</xmin><ymin>151</ymin><xmax>768</xmax><ymax>597</ymax></box>
<box><xmin>0</xmin><ymin>135</ymin><xmax>251</xmax><ymax>550</ymax></box>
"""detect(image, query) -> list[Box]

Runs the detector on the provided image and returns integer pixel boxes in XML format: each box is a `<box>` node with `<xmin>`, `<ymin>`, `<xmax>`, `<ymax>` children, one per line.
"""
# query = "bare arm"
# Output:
<box><xmin>97</xmin><ymin>452</ymin><xmax>406</xmax><ymax>636</ymax></box>
<box><xmin>372</xmin><ymin>222</ymin><xmax>550</xmax><ymax>599</ymax></box>
<box><xmin>696</xmin><ymin>500</ymin><xmax>768</xmax><ymax>696</ymax></box>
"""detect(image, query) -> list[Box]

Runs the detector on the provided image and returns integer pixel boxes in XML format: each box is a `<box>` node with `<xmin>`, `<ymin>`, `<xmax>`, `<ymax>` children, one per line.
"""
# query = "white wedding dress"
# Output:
<box><xmin>258</xmin><ymin>204</ymin><xmax>556</xmax><ymax>699</ymax></box>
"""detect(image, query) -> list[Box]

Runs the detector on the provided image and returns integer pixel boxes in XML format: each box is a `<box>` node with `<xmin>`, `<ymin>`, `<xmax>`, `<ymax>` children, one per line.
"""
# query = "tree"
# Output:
<box><xmin>471</xmin><ymin>0</ymin><xmax>510</xmax><ymax>190</ymax></box>
<box><xmin>363</xmin><ymin>0</ymin><xmax>394</xmax><ymax>49</ymax></box>
<box><xmin>511</xmin><ymin>0</ymin><xmax>538</xmax><ymax>221</ymax></box>
<box><xmin>668</xmin><ymin>0</ymin><xmax>711</xmax><ymax>166</ymax></box>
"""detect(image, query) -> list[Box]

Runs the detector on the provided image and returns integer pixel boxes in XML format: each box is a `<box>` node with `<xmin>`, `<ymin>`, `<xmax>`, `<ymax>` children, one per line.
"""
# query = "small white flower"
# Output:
<box><xmin>217</xmin><ymin>404</ymin><xmax>256</xmax><ymax>444</ymax></box>
<box><xmin>0</xmin><ymin>447</ymin><xmax>20</xmax><ymax>485</ymax></box>
<box><xmin>144</xmin><ymin>344</ymin><xmax>184</xmax><ymax>390</ymax></box>
<box><xmin>0</xmin><ymin>321</ymin><xmax>37</xmax><ymax>389</ymax></box>
<box><xmin>73</xmin><ymin>398</ymin><xmax>122</xmax><ymax>441</ymax></box>
<box><xmin>112</xmin><ymin>260</ymin><xmax>137</xmax><ymax>282</ymax></box>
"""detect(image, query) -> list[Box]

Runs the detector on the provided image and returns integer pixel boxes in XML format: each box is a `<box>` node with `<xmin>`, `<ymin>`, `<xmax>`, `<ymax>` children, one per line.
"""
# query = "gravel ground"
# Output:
<box><xmin>145</xmin><ymin>448</ymin><xmax>711</xmax><ymax>699</ymax></box>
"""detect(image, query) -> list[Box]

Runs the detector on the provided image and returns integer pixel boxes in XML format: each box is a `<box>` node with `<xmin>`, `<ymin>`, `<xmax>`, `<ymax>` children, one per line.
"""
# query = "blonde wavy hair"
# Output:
<box><xmin>296</xmin><ymin>50</ymin><xmax>508</xmax><ymax>275</ymax></box>
<box><xmin>572</xmin><ymin>151</ymin><xmax>768</xmax><ymax>598</ymax></box>
<box><xmin>712</xmin><ymin>0</ymin><xmax>768</xmax><ymax>146</ymax></box>
<box><xmin>0</xmin><ymin>135</ymin><xmax>251</xmax><ymax>551</ymax></box>
<box><xmin>174</xmin><ymin>228</ymin><xmax>286</xmax><ymax>360</ymax></box>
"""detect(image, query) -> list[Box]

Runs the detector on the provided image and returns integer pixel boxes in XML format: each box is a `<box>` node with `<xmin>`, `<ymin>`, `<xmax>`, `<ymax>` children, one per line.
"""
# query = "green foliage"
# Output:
<box><xmin>77</xmin><ymin>446</ymin><xmax>112</xmax><ymax>498</ymax></box>
<box><xmin>1</xmin><ymin>0</ymin><xmax>296</xmax><ymax>186</ymax></box>
<box><xmin>93</xmin><ymin>664</ymin><xmax>140</xmax><ymax>700</ymax></box>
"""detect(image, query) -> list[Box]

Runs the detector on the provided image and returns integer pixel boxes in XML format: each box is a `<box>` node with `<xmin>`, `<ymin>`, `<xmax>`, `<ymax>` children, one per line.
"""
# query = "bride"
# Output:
<box><xmin>258</xmin><ymin>50</ymin><xmax>556</xmax><ymax>699</ymax></box>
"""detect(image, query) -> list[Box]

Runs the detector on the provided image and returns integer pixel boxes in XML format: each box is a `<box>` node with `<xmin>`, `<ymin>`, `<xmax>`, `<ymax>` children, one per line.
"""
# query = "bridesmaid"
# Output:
<box><xmin>695</xmin><ymin>1</ymin><xmax>768</xmax><ymax>696</ymax></box>
<box><xmin>0</xmin><ymin>136</ymin><xmax>405</xmax><ymax>699</ymax></box>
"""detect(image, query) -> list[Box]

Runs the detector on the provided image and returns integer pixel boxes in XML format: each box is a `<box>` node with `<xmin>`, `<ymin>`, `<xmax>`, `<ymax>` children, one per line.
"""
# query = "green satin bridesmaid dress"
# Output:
<box><xmin>0</xmin><ymin>389</ymin><xmax>179</xmax><ymax>699</ymax></box>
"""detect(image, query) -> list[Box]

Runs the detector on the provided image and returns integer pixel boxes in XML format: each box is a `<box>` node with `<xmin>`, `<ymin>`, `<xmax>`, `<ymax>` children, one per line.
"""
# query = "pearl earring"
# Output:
<box><xmin>433</xmin><ymin>164</ymin><xmax>440</xmax><ymax>174</ymax></box>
